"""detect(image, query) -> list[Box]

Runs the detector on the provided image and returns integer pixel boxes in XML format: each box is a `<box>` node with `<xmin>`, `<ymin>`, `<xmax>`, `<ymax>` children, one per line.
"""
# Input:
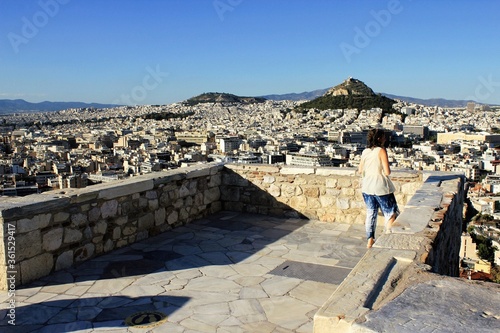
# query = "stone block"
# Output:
<box><xmin>0</xmin><ymin>195</ymin><xmax>70</xmax><ymax>221</ymax></box>
<box><xmin>184</xmin><ymin>196</ymin><xmax>193</xmax><ymax>207</ymax></box>
<box><xmin>303</xmin><ymin>186</ymin><xmax>320</xmax><ymax>198</ymax></box>
<box><xmin>55</xmin><ymin>250</ymin><xmax>73</xmax><ymax>271</ymax></box>
<box><xmin>20</xmin><ymin>253</ymin><xmax>53</xmax><ymax>285</ymax></box>
<box><xmin>167</xmin><ymin>211</ymin><xmax>179</xmax><ymax>225</ymax></box>
<box><xmin>337</xmin><ymin>178</ymin><xmax>353</xmax><ymax>188</ymax></box>
<box><xmin>173</xmin><ymin>198</ymin><xmax>184</xmax><ymax>209</ymax></box>
<box><xmin>98</xmin><ymin>179</ymin><xmax>153</xmax><ymax>200</ymax></box>
<box><xmin>179</xmin><ymin>208</ymin><xmax>190</xmax><ymax>221</ymax></box>
<box><xmin>340</xmin><ymin>187</ymin><xmax>355</xmax><ymax>197</ymax></box>
<box><xmin>293</xmin><ymin>176</ymin><xmax>307</xmax><ymax>185</ymax></box>
<box><xmin>204</xmin><ymin>187</ymin><xmax>221</xmax><ymax>204</ymax></box>
<box><xmin>325</xmin><ymin>188</ymin><xmax>341</xmax><ymax>196</ymax></box>
<box><xmin>138</xmin><ymin>213</ymin><xmax>154</xmax><ymax>230</ymax></box>
<box><xmin>74</xmin><ymin>243</ymin><xmax>95</xmax><ymax>262</ymax></box>
<box><xmin>148</xmin><ymin>199</ymin><xmax>159</xmax><ymax>211</ymax></box>
<box><xmin>71</xmin><ymin>213</ymin><xmax>88</xmax><ymax>227</ymax></box>
<box><xmin>101</xmin><ymin>200</ymin><xmax>119</xmax><ymax>219</ymax></box>
<box><xmin>295</xmin><ymin>186</ymin><xmax>303</xmax><ymax>196</ymax></box>
<box><xmin>123</xmin><ymin>225</ymin><xmax>137</xmax><ymax>236</ymax></box>
<box><xmin>320</xmin><ymin>195</ymin><xmax>336</xmax><ymax>208</ymax></box>
<box><xmin>374</xmin><ymin>234</ymin><xmax>429</xmax><ymax>251</ymax></box>
<box><xmin>17</xmin><ymin>230</ymin><xmax>42</xmax><ymax>261</ymax></box>
<box><xmin>115</xmin><ymin>216</ymin><xmax>128</xmax><ymax>226</ymax></box>
<box><xmin>290</xmin><ymin>196</ymin><xmax>307</xmax><ymax>210</ymax></box>
<box><xmin>185</xmin><ymin>166</ymin><xmax>211</xmax><ymax>179</ymax></box>
<box><xmin>405</xmin><ymin>190</ymin><xmax>442</xmax><ymax>208</ymax></box>
<box><xmin>17</xmin><ymin>214</ymin><xmax>51</xmax><ymax>233</ymax></box>
<box><xmin>315</xmin><ymin>167</ymin><xmax>356</xmax><ymax>177</ymax></box>
<box><xmin>53</xmin><ymin>211</ymin><xmax>70</xmax><ymax>223</ymax></box>
<box><xmin>42</xmin><ymin>228</ymin><xmax>63</xmax><ymax>252</ymax></box>
<box><xmin>268</xmin><ymin>184</ymin><xmax>281</xmax><ymax>197</ymax></box>
<box><xmin>155</xmin><ymin>207</ymin><xmax>166</xmax><ymax>226</ymax></box>
<box><xmin>208</xmin><ymin>174</ymin><xmax>222</xmax><ymax>187</ymax></box>
<box><xmin>280</xmin><ymin>166</ymin><xmax>315</xmax><ymax>175</ymax></box>
<box><xmin>88</xmin><ymin>207</ymin><xmax>101</xmax><ymax>222</ymax></box>
<box><xmin>70</xmin><ymin>191</ymin><xmax>99</xmax><ymax>204</ymax></box>
<box><xmin>145</xmin><ymin>190</ymin><xmax>158</xmax><ymax>199</ymax></box>
<box><xmin>93</xmin><ymin>221</ymin><xmax>107</xmax><ymax>235</ymax></box>
<box><xmin>196</xmin><ymin>177</ymin><xmax>208</xmax><ymax>191</ymax></box>
<box><xmin>280</xmin><ymin>183</ymin><xmax>295</xmax><ymax>198</ymax></box>
<box><xmin>138</xmin><ymin>197</ymin><xmax>148</xmax><ymax>209</ymax></box>
<box><xmin>104</xmin><ymin>239</ymin><xmax>114</xmax><ymax>252</ymax></box>
<box><xmin>152</xmin><ymin>172</ymin><xmax>185</xmax><ymax>186</ymax></box>
<box><xmin>112</xmin><ymin>227</ymin><xmax>121</xmax><ymax>240</ymax></box>
<box><xmin>188</xmin><ymin>180</ymin><xmax>198</xmax><ymax>195</ymax></box>
<box><xmin>64</xmin><ymin>228</ymin><xmax>83</xmax><ymax>244</ymax></box>
<box><xmin>336</xmin><ymin>198</ymin><xmax>350</xmax><ymax>210</ymax></box>
<box><xmin>307</xmin><ymin>198</ymin><xmax>322</xmax><ymax>209</ymax></box>
<box><xmin>393</xmin><ymin>206</ymin><xmax>435</xmax><ymax>234</ymax></box>
<box><xmin>179</xmin><ymin>184</ymin><xmax>191</xmax><ymax>198</ymax></box>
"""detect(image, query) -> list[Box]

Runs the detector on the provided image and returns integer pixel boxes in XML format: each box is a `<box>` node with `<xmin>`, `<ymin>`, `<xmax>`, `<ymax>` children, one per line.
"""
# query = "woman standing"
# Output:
<box><xmin>358</xmin><ymin>128</ymin><xmax>399</xmax><ymax>248</ymax></box>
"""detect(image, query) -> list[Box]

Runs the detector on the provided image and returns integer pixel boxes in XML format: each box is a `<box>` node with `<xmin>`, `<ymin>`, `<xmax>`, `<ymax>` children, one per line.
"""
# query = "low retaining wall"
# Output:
<box><xmin>0</xmin><ymin>163</ymin><xmax>224</xmax><ymax>289</ymax></box>
<box><xmin>1</xmin><ymin>163</ymin><xmax>457</xmax><ymax>296</ymax></box>
<box><xmin>313</xmin><ymin>172</ymin><xmax>465</xmax><ymax>333</ymax></box>
<box><xmin>222</xmin><ymin>164</ymin><xmax>421</xmax><ymax>224</ymax></box>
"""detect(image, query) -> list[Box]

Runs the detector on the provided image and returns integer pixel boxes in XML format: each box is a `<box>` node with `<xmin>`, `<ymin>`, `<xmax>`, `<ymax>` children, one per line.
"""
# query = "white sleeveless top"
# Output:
<box><xmin>360</xmin><ymin>147</ymin><xmax>395</xmax><ymax>195</ymax></box>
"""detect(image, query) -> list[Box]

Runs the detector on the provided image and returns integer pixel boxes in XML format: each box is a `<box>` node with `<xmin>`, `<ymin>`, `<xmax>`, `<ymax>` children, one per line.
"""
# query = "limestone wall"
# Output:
<box><xmin>0</xmin><ymin>162</ymin><xmax>442</xmax><ymax>291</ymax></box>
<box><xmin>313</xmin><ymin>172</ymin><xmax>465</xmax><ymax>333</ymax></box>
<box><xmin>222</xmin><ymin>164</ymin><xmax>422</xmax><ymax>224</ymax></box>
<box><xmin>0</xmin><ymin>163</ymin><xmax>223</xmax><ymax>289</ymax></box>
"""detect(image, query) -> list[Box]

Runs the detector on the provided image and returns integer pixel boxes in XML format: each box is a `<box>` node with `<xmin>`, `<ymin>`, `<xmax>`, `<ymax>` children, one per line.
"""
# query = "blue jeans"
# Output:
<box><xmin>362</xmin><ymin>193</ymin><xmax>399</xmax><ymax>240</ymax></box>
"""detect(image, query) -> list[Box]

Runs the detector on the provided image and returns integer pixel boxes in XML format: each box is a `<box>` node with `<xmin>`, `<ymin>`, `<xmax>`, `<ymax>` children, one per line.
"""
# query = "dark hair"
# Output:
<box><xmin>367</xmin><ymin>128</ymin><xmax>386</xmax><ymax>148</ymax></box>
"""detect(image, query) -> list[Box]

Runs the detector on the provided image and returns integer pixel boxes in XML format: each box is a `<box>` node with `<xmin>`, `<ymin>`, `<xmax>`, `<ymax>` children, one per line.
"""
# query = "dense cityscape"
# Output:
<box><xmin>1</xmin><ymin>79</ymin><xmax>500</xmax><ymax>283</ymax></box>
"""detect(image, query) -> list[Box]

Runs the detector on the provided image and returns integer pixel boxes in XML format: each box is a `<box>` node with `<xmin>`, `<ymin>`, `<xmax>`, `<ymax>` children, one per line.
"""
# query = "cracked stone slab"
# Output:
<box><xmin>352</xmin><ymin>278</ymin><xmax>500</xmax><ymax>333</ymax></box>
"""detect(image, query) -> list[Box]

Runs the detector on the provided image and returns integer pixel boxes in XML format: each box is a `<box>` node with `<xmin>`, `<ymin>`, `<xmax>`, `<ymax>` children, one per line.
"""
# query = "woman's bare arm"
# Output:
<box><xmin>379</xmin><ymin>148</ymin><xmax>391</xmax><ymax>176</ymax></box>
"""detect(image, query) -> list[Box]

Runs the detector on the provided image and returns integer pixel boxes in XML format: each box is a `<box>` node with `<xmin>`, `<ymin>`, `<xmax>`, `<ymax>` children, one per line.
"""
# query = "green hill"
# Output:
<box><xmin>296</xmin><ymin>78</ymin><xmax>396</xmax><ymax>112</ymax></box>
<box><xmin>184</xmin><ymin>92</ymin><xmax>266</xmax><ymax>106</ymax></box>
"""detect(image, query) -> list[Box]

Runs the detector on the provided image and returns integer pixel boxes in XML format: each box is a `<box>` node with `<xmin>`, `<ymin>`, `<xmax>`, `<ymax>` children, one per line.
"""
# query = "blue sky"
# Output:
<box><xmin>1</xmin><ymin>0</ymin><xmax>499</xmax><ymax>105</ymax></box>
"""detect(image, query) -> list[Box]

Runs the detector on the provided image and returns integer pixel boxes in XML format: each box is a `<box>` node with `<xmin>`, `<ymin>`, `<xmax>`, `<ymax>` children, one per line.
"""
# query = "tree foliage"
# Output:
<box><xmin>470</xmin><ymin>231</ymin><xmax>498</xmax><ymax>264</ymax></box>
<box><xmin>296</xmin><ymin>94</ymin><xmax>397</xmax><ymax>114</ymax></box>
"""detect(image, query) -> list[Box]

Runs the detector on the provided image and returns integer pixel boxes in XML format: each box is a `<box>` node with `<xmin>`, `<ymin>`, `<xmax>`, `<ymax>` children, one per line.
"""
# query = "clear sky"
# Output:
<box><xmin>1</xmin><ymin>0</ymin><xmax>499</xmax><ymax>105</ymax></box>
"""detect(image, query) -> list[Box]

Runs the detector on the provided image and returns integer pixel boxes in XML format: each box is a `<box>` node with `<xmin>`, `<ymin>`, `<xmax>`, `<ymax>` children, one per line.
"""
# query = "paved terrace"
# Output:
<box><xmin>0</xmin><ymin>211</ymin><xmax>370</xmax><ymax>332</ymax></box>
<box><xmin>2</xmin><ymin>164</ymin><xmax>499</xmax><ymax>332</ymax></box>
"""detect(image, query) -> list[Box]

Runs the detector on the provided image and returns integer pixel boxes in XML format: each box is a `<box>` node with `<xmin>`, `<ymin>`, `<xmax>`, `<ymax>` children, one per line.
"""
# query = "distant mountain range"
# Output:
<box><xmin>379</xmin><ymin>94</ymin><xmax>478</xmax><ymax>108</ymax></box>
<box><xmin>262</xmin><ymin>88</ymin><xmax>481</xmax><ymax>108</ymax></box>
<box><xmin>0</xmin><ymin>99</ymin><xmax>120</xmax><ymax>114</ymax></box>
<box><xmin>260</xmin><ymin>88</ymin><xmax>329</xmax><ymax>102</ymax></box>
<box><xmin>0</xmin><ymin>83</ymin><xmax>490</xmax><ymax>114</ymax></box>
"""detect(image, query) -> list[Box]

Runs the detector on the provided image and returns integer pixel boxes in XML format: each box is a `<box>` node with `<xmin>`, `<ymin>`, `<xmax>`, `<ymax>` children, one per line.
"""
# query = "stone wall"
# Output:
<box><xmin>313</xmin><ymin>172</ymin><xmax>465</xmax><ymax>333</ymax></box>
<box><xmin>0</xmin><ymin>163</ymin><xmax>223</xmax><ymax>289</ymax></box>
<box><xmin>0</xmin><ymin>163</ymin><xmax>450</xmax><ymax>292</ymax></box>
<box><xmin>222</xmin><ymin>164</ymin><xmax>422</xmax><ymax>224</ymax></box>
<box><xmin>420</xmin><ymin>174</ymin><xmax>465</xmax><ymax>276</ymax></box>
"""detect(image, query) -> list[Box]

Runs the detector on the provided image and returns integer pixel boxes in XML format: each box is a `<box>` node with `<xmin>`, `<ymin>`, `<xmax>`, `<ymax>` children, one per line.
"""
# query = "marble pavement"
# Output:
<box><xmin>0</xmin><ymin>211</ymin><xmax>369</xmax><ymax>333</ymax></box>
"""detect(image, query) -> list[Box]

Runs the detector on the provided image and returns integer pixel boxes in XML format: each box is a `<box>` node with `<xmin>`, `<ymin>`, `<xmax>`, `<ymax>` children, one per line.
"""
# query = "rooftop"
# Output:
<box><xmin>0</xmin><ymin>211</ymin><xmax>369</xmax><ymax>332</ymax></box>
